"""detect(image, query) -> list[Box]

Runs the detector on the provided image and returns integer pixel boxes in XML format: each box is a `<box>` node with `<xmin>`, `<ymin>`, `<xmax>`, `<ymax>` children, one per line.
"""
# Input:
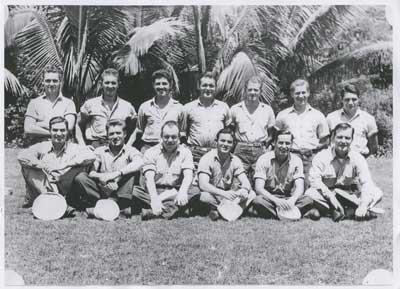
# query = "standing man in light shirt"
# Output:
<box><xmin>305</xmin><ymin>123</ymin><xmax>383</xmax><ymax>221</ymax></box>
<box><xmin>127</xmin><ymin>69</ymin><xmax>185</xmax><ymax>153</ymax></box>
<box><xmin>230</xmin><ymin>76</ymin><xmax>275</xmax><ymax>180</ymax></box>
<box><xmin>77</xmin><ymin>68</ymin><xmax>137</xmax><ymax>148</ymax></box>
<box><xmin>18</xmin><ymin>117</ymin><xmax>96</xmax><ymax>208</ymax></box>
<box><xmin>183</xmin><ymin>72</ymin><xmax>231</xmax><ymax>166</ymax></box>
<box><xmin>327</xmin><ymin>84</ymin><xmax>378</xmax><ymax>157</ymax></box>
<box><xmin>72</xmin><ymin>119</ymin><xmax>144</xmax><ymax>214</ymax></box>
<box><xmin>275</xmin><ymin>79</ymin><xmax>330</xmax><ymax>184</ymax></box>
<box><xmin>131</xmin><ymin>121</ymin><xmax>196</xmax><ymax>220</ymax></box>
<box><xmin>24</xmin><ymin>65</ymin><xmax>76</xmax><ymax>144</ymax></box>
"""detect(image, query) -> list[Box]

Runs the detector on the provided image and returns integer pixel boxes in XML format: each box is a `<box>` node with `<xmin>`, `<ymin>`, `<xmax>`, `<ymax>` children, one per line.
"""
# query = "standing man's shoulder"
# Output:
<box><xmin>230</xmin><ymin>101</ymin><xmax>244</xmax><ymax>111</ymax></box>
<box><xmin>183</xmin><ymin>99</ymin><xmax>198</xmax><ymax>110</ymax></box>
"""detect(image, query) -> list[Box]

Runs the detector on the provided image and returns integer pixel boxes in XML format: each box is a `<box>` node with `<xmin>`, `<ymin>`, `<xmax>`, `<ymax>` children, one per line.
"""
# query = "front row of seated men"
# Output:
<box><xmin>18</xmin><ymin>116</ymin><xmax>382</xmax><ymax>222</ymax></box>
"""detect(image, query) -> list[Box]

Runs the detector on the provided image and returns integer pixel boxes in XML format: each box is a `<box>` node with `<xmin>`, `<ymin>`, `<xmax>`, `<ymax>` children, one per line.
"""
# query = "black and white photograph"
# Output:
<box><xmin>2</xmin><ymin>2</ymin><xmax>395</xmax><ymax>286</ymax></box>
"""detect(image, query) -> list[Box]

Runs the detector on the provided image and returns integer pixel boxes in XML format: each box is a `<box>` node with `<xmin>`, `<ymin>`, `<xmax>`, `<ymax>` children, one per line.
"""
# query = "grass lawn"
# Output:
<box><xmin>4</xmin><ymin>148</ymin><xmax>392</xmax><ymax>285</ymax></box>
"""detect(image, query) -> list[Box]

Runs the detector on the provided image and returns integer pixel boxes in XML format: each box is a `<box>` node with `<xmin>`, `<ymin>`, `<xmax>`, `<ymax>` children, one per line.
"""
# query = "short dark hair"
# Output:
<box><xmin>216</xmin><ymin>127</ymin><xmax>236</xmax><ymax>143</ymax></box>
<box><xmin>49</xmin><ymin>116</ymin><xmax>68</xmax><ymax>131</ymax></box>
<box><xmin>198</xmin><ymin>71</ymin><xmax>217</xmax><ymax>86</ymax></box>
<box><xmin>274</xmin><ymin>130</ymin><xmax>294</xmax><ymax>142</ymax></box>
<box><xmin>161</xmin><ymin>120</ymin><xmax>179</xmax><ymax>137</ymax></box>
<box><xmin>152</xmin><ymin>69</ymin><xmax>172</xmax><ymax>85</ymax></box>
<box><xmin>43</xmin><ymin>64</ymin><xmax>63</xmax><ymax>81</ymax></box>
<box><xmin>245</xmin><ymin>75</ymin><xmax>262</xmax><ymax>91</ymax></box>
<box><xmin>101</xmin><ymin>68</ymin><xmax>120</xmax><ymax>82</ymax></box>
<box><xmin>106</xmin><ymin>119</ymin><xmax>126</xmax><ymax>134</ymax></box>
<box><xmin>341</xmin><ymin>84</ymin><xmax>360</xmax><ymax>98</ymax></box>
<box><xmin>290</xmin><ymin>79</ymin><xmax>310</xmax><ymax>94</ymax></box>
<box><xmin>332</xmin><ymin>122</ymin><xmax>354</xmax><ymax>138</ymax></box>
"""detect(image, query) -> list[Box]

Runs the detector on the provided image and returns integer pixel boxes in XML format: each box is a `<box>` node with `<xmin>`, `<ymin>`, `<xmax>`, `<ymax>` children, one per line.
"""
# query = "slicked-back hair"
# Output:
<box><xmin>245</xmin><ymin>75</ymin><xmax>263</xmax><ymax>91</ymax></box>
<box><xmin>274</xmin><ymin>130</ymin><xmax>294</xmax><ymax>143</ymax></box>
<box><xmin>152</xmin><ymin>69</ymin><xmax>173</xmax><ymax>85</ymax></box>
<box><xmin>49</xmin><ymin>116</ymin><xmax>68</xmax><ymax>131</ymax></box>
<box><xmin>332</xmin><ymin>122</ymin><xmax>354</xmax><ymax>138</ymax></box>
<box><xmin>341</xmin><ymin>84</ymin><xmax>360</xmax><ymax>98</ymax></box>
<box><xmin>216</xmin><ymin>127</ymin><xmax>236</xmax><ymax>143</ymax></box>
<box><xmin>290</xmin><ymin>79</ymin><xmax>310</xmax><ymax>94</ymax></box>
<box><xmin>106</xmin><ymin>119</ymin><xmax>126</xmax><ymax>134</ymax></box>
<box><xmin>198</xmin><ymin>71</ymin><xmax>217</xmax><ymax>86</ymax></box>
<box><xmin>101</xmin><ymin>68</ymin><xmax>120</xmax><ymax>82</ymax></box>
<box><xmin>161</xmin><ymin>120</ymin><xmax>179</xmax><ymax>137</ymax></box>
<box><xmin>43</xmin><ymin>64</ymin><xmax>63</xmax><ymax>81</ymax></box>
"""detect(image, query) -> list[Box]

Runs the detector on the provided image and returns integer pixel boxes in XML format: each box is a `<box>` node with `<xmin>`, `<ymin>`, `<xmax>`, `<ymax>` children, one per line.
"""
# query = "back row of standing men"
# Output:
<box><xmin>19</xmin><ymin>65</ymin><xmax>382</xmax><ymax>221</ymax></box>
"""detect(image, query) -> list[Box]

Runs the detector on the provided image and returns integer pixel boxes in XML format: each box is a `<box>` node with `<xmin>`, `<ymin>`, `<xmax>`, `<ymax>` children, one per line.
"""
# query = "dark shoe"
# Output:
<box><xmin>85</xmin><ymin>207</ymin><xmax>95</xmax><ymax>219</ymax></box>
<box><xmin>331</xmin><ymin>209</ymin><xmax>345</xmax><ymax>222</ymax></box>
<box><xmin>141</xmin><ymin>209</ymin><xmax>157</xmax><ymax>221</ymax></box>
<box><xmin>63</xmin><ymin>206</ymin><xmax>76</xmax><ymax>218</ymax></box>
<box><xmin>209</xmin><ymin>210</ymin><xmax>220</xmax><ymax>221</ymax></box>
<box><xmin>303</xmin><ymin>208</ymin><xmax>321</xmax><ymax>221</ymax></box>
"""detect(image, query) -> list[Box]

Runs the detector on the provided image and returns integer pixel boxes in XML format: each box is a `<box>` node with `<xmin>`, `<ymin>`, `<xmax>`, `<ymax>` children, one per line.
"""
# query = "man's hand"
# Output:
<box><xmin>223</xmin><ymin>190</ymin><xmax>238</xmax><ymax>201</ymax></box>
<box><xmin>150</xmin><ymin>196</ymin><xmax>165</xmax><ymax>216</ymax></box>
<box><xmin>328</xmin><ymin>195</ymin><xmax>345</xmax><ymax>215</ymax></box>
<box><xmin>175</xmin><ymin>191</ymin><xmax>188</xmax><ymax>206</ymax></box>
<box><xmin>98</xmin><ymin>171</ymin><xmax>120</xmax><ymax>185</ymax></box>
<box><xmin>274</xmin><ymin>198</ymin><xmax>292</xmax><ymax>211</ymax></box>
<box><xmin>286</xmin><ymin>197</ymin><xmax>296</xmax><ymax>208</ymax></box>
<box><xmin>355</xmin><ymin>205</ymin><xmax>368</xmax><ymax>220</ymax></box>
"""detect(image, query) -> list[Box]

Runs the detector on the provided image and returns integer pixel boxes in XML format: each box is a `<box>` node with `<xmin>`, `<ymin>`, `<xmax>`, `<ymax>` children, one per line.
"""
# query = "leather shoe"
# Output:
<box><xmin>303</xmin><ymin>208</ymin><xmax>321</xmax><ymax>221</ymax></box>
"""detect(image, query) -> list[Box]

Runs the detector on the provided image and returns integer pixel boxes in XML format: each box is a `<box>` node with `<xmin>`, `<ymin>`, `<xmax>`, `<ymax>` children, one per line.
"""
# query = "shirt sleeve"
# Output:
<box><xmin>233</xmin><ymin>157</ymin><xmax>245</xmax><ymax>177</ymax></box>
<box><xmin>224</xmin><ymin>104</ymin><xmax>232</xmax><ymax>127</ymax></box>
<box><xmin>64</xmin><ymin>99</ymin><xmax>77</xmax><ymax>116</ymax></box>
<box><xmin>198</xmin><ymin>154</ymin><xmax>212</xmax><ymax>176</ymax></box>
<box><xmin>142</xmin><ymin>149</ymin><xmax>157</xmax><ymax>173</ymax></box>
<box><xmin>178</xmin><ymin>105</ymin><xmax>186</xmax><ymax>135</ymax></box>
<box><xmin>308</xmin><ymin>152</ymin><xmax>330</xmax><ymax>193</ymax></box>
<box><xmin>180</xmin><ymin>148</ymin><xmax>194</xmax><ymax>171</ymax></box>
<box><xmin>275</xmin><ymin>111</ymin><xmax>285</xmax><ymax>130</ymax></box>
<box><xmin>67</xmin><ymin>144</ymin><xmax>96</xmax><ymax>167</ymax></box>
<box><xmin>129</xmin><ymin>103</ymin><xmax>137</xmax><ymax>120</ymax></box>
<box><xmin>254</xmin><ymin>156</ymin><xmax>268</xmax><ymax>180</ymax></box>
<box><xmin>267</xmin><ymin>106</ymin><xmax>276</xmax><ymax>128</ymax></box>
<box><xmin>92</xmin><ymin>149</ymin><xmax>103</xmax><ymax>172</ymax></box>
<box><xmin>317</xmin><ymin>113</ymin><xmax>330</xmax><ymax>139</ymax></box>
<box><xmin>366</xmin><ymin>114</ymin><xmax>378</xmax><ymax>137</ymax></box>
<box><xmin>354</xmin><ymin>153</ymin><xmax>376</xmax><ymax>192</ymax></box>
<box><xmin>25</xmin><ymin>100</ymin><xmax>38</xmax><ymax>120</ymax></box>
<box><xmin>17</xmin><ymin>143</ymin><xmax>43</xmax><ymax>167</ymax></box>
<box><xmin>291</xmin><ymin>155</ymin><xmax>305</xmax><ymax>180</ymax></box>
<box><xmin>136</xmin><ymin>104</ymin><xmax>145</xmax><ymax>133</ymax></box>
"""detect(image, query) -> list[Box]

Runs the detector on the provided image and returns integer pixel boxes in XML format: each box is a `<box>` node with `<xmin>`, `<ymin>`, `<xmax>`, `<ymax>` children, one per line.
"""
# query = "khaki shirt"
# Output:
<box><xmin>80</xmin><ymin>96</ymin><xmax>136</xmax><ymax>141</ymax></box>
<box><xmin>25</xmin><ymin>94</ymin><xmax>76</xmax><ymax>128</ymax></box>
<box><xmin>309</xmin><ymin>147</ymin><xmax>378</xmax><ymax>195</ymax></box>
<box><xmin>231</xmin><ymin>101</ymin><xmax>275</xmax><ymax>143</ymax></box>
<box><xmin>93</xmin><ymin>145</ymin><xmax>142</xmax><ymax>173</ymax></box>
<box><xmin>254</xmin><ymin>151</ymin><xmax>304</xmax><ymax>197</ymax></box>
<box><xmin>137</xmin><ymin>97</ymin><xmax>184</xmax><ymax>143</ymax></box>
<box><xmin>275</xmin><ymin>104</ymin><xmax>329</xmax><ymax>150</ymax></box>
<box><xmin>327</xmin><ymin>109</ymin><xmax>378</xmax><ymax>155</ymax></box>
<box><xmin>184</xmin><ymin>99</ymin><xmax>231</xmax><ymax>147</ymax></box>
<box><xmin>18</xmin><ymin>141</ymin><xmax>95</xmax><ymax>169</ymax></box>
<box><xmin>142</xmin><ymin>144</ymin><xmax>194</xmax><ymax>188</ymax></box>
<box><xmin>198</xmin><ymin>149</ymin><xmax>248</xmax><ymax>190</ymax></box>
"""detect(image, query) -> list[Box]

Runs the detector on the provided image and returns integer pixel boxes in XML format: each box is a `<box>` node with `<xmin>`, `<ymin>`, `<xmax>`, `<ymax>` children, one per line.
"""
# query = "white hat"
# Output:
<box><xmin>276</xmin><ymin>206</ymin><xmax>301</xmax><ymax>221</ymax></box>
<box><xmin>218</xmin><ymin>199</ymin><xmax>243</xmax><ymax>221</ymax></box>
<box><xmin>362</xmin><ymin>269</ymin><xmax>392</xmax><ymax>285</ymax></box>
<box><xmin>93</xmin><ymin>199</ymin><xmax>120</xmax><ymax>221</ymax></box>
<box><xmin>5</xmin><ymin>270</ymin><xmax>25</xmax><ymax>286</ymax></box>
<box><xmin>32</xmin><ymin>192</ymin><xmax>67</xmax><ymax>221</ymax></box>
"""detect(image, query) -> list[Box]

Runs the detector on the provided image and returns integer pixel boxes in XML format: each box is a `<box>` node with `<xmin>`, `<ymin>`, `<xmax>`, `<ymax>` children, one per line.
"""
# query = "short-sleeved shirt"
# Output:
<box><xmin>136</xmin><ymin>97</ymin><xmax>184</xmax><ymax>143</ymax></box>
<box><xmin>142</xmin><ymin>144</ymin><xmax>194</xmax><ymax>188</ymax></box>
<box><xmin>254</xmin><ymin>151</ymin><xmax>304</xmax><ymax>197</ymax></box>
<box><xmin>231</xmin><ymin>101</ymin><xmax>275</xmax><ymax>143</ymax></box>
<box><xmin>93</xmin><ymin>145</ymin><xmax>142</xmax><ymax>173</ymax></box>
<box><xmin>308</xmin><ymin>147</ymin><xmax>377</xmax><ymax>194</ymax></box>
<box><xmin>18</xmin><ymin>141</ymin><xmax>95</xmax><ymax>169</ymax></box>
<box><xmin>80</xmin><ymin>96</ymin><xmax>136</xmax><ymax>141</ymax></box>
<box><xmin>327</xmin><ymin>108</ymin><xmax>378</xmax><ymax>155</ymax></box>
<box><xmin>184</xmin><ymin>99</ymin><xmax>231</xmax><ymax>147</ymax></box>
<box><xmin>275</xmin><ymin>104</ymin><xmax>329</xmax><ymax>150</ymax></box>
<box><xmin>198</xmin><ymin>149</ymin><xmax>246</xmax><ymax>190</ymax></box>
<box><xmin>25</xmin><ymin>94</ymin><xmax>76</xmax><ymax>128</ymax></box>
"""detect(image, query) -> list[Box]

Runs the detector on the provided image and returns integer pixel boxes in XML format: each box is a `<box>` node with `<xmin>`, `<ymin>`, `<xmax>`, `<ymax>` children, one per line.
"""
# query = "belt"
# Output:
<box><xmin>237</xmin><ymin>141</ymin><xmax>264</xmax><ymax>148</ymax></box>
<box><xmin>156</xmin><ymin>185</ymin><xmax>179</xmax><ymax>190</ymax></box>
<box><xmin>329</xmin><ymin>184</ymin><xmax>358</xmax><ymax>191</ymax></box>
<box><xmin>290</xmin><ymin>148</ymin><xmax>320</xmax><ymax>155</ymax></box>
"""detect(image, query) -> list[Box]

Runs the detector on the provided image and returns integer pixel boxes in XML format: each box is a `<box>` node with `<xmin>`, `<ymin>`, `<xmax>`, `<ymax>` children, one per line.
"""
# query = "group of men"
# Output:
<box><xmin>17</xmin><ymin>64</ymin><xmax>383</xmax><ymax>222</ymax></box>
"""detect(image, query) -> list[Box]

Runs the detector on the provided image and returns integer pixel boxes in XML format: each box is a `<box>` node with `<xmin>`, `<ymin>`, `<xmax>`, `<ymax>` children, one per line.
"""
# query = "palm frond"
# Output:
<box><xmin>114</xmin><ymin>17</ymin><xmax>189</xmax><ymax>75</ymax></box>
<box><xmin>5</xmin><ymin>68</ymin><xmax>27</xmax><ymax>96</ymax></box>
<box><xmin>4</xmin><ymin>7</ymin><xmax>36</xmax><ymax>47</ymax></box>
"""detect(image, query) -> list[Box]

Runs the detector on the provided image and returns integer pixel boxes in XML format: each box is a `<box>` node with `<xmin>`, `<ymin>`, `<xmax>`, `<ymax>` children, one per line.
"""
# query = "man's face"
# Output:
<box><xmin>43</xmin><ymin>72</ymin><xmax>61</xmax><ymax>96</ymax></box>
<box><xmin>162</xmin><ymin>125</ymin><xmax>179</xmax><ymax>152</ymax></box>
<box><xmin>102</xmin><ymin>74</ymin><xmax>119</xmax><ymax>97</ymax></box>
<box><xmin>274</xmin><ymin>134</ymin><xmax>292</xmax><ymax>158</ymax></box>
<box><xmin>333</xmin><ymin>128</ymin><xmax>353</xmax><ymax>156</ymax></box>
<box><xmin>50</xmin><ymin>122</ymin><xmax>68</xmax><ymax>145</ymax></box>
<box><xmin>153</xmin><ymin>77</ymin><xmax>171</xmax><ymax>98</ymax></box>
<box><xmin>199</xmin><ymin>77</ymin><xmax>216</xmax><ymax>99</ymax></box>
<box><xmin>292</xmin><ymin>84</ymin><xmax>310</xmax><ymax>108</ymax></box>
<box><xmin>245</xmin><ymin>81</ymin><xmax>261</xmax><ymax>103</ymax></box>
<box><xmin>342</xmin><ymin>92</ymin><xmax>359</xmax><ymax>115</ymax></box>
<box><xmin>107</xmin><ymin>125</ymin><xmax>126</xmax><ymax>147</ymax></box>
<box><xmin>217</xmin><ymin>133</ymin><xmax>234</xmax><ymax>155</ymax></box>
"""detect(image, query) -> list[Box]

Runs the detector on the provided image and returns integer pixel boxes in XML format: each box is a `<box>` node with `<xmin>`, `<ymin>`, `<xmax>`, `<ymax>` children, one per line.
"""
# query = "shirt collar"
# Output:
<box><xmin>330</xmin><ymin>146</ymin><xmax>350</xmax><ymax>161</ymax></box>
<box><xmin>340</xmin><ymin>108</ymin><xmax>360</xmax><ymax>119</ymax></box>
<box><xmin>289</xmin><ymin>104</ymin><xmax>312</xmax><ymax>113</ymax></box>
<box><xmin>43</xmin><ymin>92</ymin><xmax>64</xmax><ymax>102</ymax></box>
<box><xmin>197</xmin><ymin>98</ymin><xmax>217</xmax><ymax>107</ymax></box>
<box><xmin>101</xmin><ymin>95</ymin><xmax>119</xmax><ymax>106</ymax></box>
<box><xmin>49</xmin><ymin>141</ymin><xmax>69</xmax><ymax>155</ymax></box>
<box><xmin>211</xmin><ymin>148</ymin><xmax>233</xmax><ymax>162</ymax></box>
<box><xmin>150</xmin><ymin>96</ymin><xmax>177</xmax><ymax>106</ymax></box>
<box><xmin>160</xmin><ymin>143</ymin><xmax>182</xmax><ymax>156</ymax></box>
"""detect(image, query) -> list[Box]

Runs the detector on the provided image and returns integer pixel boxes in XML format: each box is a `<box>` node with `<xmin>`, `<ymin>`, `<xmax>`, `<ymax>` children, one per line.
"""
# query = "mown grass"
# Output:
<box><xmin>4</xmin><ymin>148</ymin><xmax>392</xmax><ymax>285</ymax></box>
